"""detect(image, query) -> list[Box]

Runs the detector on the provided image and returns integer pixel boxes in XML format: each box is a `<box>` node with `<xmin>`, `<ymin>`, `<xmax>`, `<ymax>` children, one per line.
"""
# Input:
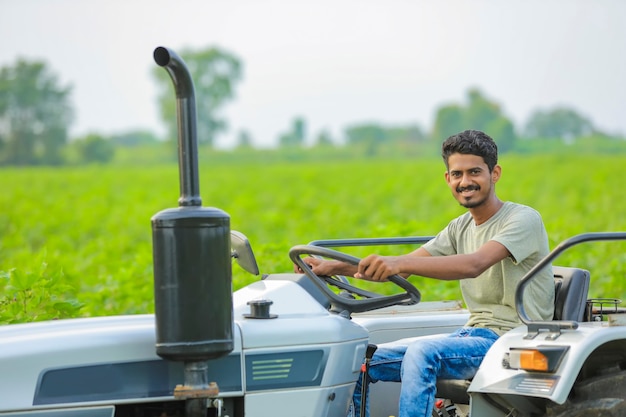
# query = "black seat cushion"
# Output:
<box><xmin>552</xmin><ymin>266</ymin><xmax>590</xmax><ymax>321</ymax></box>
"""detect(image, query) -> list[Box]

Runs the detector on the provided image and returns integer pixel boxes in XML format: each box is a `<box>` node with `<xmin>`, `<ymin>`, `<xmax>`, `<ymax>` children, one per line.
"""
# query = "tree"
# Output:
<box><xmin>345</xmin><ymin>124</ymin><xmax>387</xmax><ymax>155</ymax></box>
<box><xmin>314</xmin><ymin>130</ymin><xmax>334</xmax><ymax>147</ymax></box>
<box><xmin>153</xmin><ymin>47</ymin><xmax>242</xmax><ymax>147</ymax></box>
<box><xmin>236</xmin><ymin>129</ymin><xmax>253</xmax><ymax>149</ymax></box>
<box><xmin>74</xmin><ymin>133</ymin><xmax>115</xmax><ymax>164</ymax></box>
<box><xmin>523</xmin><ymin>107</ymin><xmax>594</xmax><ymax>141</ymax></box>
<box><xmin>431</xmin><ymin>89</ymin><xmax>518</xmax><ymax>152</ymax></box>
<box><xmin>109</xmin><ymin>129</ymin><xmax>160</xmax><ymax>147</ymax></box>
<box><xmin>0</xmin><ymin>58</ymin><xmax>73</xmax><ymax>165</ymax></box>
<box><xmin>278</xmin><ymin>117</ymin><xmax>307</xmax><ymax>147</ymax></box>
<box><xmin>431</xmin><ymin>104</ymin><xmax>465</xmax><ymax>142</ymax></box>
<box><xmin>485</xmin><ymin>116</ymin><xmax>516</xmax><ymax>153</ymax></box>
<box><xmin>386</xmin><ymin>125</ymin><xmax>426</xmax><ymax>144</ymax></box>
<box><xmin>344</xmin><ymin>123</ymin><xmax>427</xmax><ymax>155</ymax></box>
<box><xmin>464</xmin><ymin>89</ymin><xmax>502</xmax><ymax>132</ymax></box>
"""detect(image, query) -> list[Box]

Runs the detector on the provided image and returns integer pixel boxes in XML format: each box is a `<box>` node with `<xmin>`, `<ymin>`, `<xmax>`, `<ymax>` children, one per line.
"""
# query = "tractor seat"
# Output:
<box><xmin>435</xmin><ymin>266</ymin><xmax>590</xmax><ymax>404</ymax></box>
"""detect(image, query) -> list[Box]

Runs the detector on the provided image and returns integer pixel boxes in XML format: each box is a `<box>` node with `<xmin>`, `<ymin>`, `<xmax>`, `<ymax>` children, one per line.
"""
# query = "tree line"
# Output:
<box><xmin>0</xmin><ymin>47</ymin><xmax>621</xmax><ymax>166</ymax></box>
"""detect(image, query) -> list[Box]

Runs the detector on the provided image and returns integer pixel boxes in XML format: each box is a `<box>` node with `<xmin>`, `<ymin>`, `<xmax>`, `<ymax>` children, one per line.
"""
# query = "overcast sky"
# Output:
<box><xmin>1</xmin><ymin>0</ymin><xmax>625</xmax><ymax>148</ymax></box>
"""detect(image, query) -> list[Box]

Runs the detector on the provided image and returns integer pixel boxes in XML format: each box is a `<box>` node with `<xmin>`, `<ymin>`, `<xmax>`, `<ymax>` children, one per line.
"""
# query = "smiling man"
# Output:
<box><xmin>299</xmin><ymin>130</ymin><xmax>555</xmax><ymax>417</ymax></box>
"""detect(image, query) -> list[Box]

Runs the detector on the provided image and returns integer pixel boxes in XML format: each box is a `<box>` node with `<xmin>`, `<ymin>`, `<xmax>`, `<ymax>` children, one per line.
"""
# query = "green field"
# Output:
<box><xmin>1</xmin><ymin>152</ymin><xmax>626</xmax><ymax>321</ymax></box>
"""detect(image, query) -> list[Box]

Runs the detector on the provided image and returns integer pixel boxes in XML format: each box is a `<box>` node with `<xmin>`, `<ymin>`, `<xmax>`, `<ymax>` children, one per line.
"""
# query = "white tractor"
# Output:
<box><xmin>1</xmin><ymin>47</ymin><xmax>625</xmax><ymax>417</ymax></box>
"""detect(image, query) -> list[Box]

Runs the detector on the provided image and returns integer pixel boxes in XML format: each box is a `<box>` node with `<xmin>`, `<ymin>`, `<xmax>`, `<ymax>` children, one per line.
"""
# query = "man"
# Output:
<box><xmin>300</xmin><ymin>130</ymin><xmax>554</xmax><ymax>417</ymax></box>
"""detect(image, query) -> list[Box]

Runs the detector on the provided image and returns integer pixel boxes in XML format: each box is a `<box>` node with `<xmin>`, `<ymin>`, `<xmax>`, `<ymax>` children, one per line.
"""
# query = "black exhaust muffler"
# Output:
<box><xmin>151</xmin><ymin>46</ymin><xmax>233</xmax><ymax>416</ymax></box>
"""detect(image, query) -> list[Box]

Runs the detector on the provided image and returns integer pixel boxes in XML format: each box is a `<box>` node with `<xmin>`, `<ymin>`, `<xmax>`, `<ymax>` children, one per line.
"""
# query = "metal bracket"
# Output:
<box><xmin>524</xmin><ymin>323</ymin><xmax>563</xmax><ymax>340</ymax></box>
<box><xmin>174</xmin><ymin>381</ymin><xmax>220</xmax><ymax>399</ymax></box>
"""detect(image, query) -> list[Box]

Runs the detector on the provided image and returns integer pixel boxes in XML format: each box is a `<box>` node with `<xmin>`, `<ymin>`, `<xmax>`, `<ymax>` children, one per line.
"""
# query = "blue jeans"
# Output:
<box><xmin>353</xmin><ymin>327</ymin><xmax>499</xmax><ymax>417</ymax></box>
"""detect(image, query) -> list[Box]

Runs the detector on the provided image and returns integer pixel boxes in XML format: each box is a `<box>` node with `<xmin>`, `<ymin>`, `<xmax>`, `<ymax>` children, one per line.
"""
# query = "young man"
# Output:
<box><xmin>300</xmin><ymin>130</ymin><xmax>554</xmax><ymax>417</ymax></box>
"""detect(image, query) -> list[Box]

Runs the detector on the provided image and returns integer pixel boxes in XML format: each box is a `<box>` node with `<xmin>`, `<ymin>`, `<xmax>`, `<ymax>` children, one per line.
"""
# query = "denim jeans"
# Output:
<box><xmin>353</xmin><ymin>327</ymin><xmax>500</xmax><ymax>417</ymax></box>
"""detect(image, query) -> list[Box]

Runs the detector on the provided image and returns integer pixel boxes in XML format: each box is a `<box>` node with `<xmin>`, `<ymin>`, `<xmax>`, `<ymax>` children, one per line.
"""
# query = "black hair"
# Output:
<box><xmin>441</xmin><ymin>130</ymin><xmax>498</xmax><ymax>171</ymax></box>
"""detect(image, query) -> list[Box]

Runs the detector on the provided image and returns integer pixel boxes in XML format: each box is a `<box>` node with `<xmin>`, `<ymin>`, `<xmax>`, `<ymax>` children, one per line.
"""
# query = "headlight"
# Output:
<box><xmin>504</xmin><ymin>346</ymin><xmax>569</xmax><ymax>373</ymax></box>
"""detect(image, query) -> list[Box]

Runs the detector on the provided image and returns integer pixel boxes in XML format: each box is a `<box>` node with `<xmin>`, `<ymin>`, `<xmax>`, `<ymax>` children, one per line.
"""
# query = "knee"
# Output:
<box><xmin>401</xmin><ymin>340</ymin><xmax>442</xmax><ymax>380</ymax></box>
<box><xmin>405</xmin><ymin>339</ymin><xmax>440</xmax><ymax>364</ymax></box>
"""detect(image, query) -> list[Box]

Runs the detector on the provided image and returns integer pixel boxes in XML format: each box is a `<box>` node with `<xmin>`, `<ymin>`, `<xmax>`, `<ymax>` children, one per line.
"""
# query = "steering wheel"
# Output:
<box><xmin>289</xmin><ymin>245</ymin><xmax>421</xmax><ymax>314</ymax></box>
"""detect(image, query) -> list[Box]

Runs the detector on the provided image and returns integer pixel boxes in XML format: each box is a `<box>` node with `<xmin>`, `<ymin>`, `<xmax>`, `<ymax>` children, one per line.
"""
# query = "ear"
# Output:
<box><xmin>444</xmin><ymin>170</ymin><xmax>451</xmax><ymax>185</ymax></box>
<box><xmin>491</xmin><ymin>164</ymin><xmax>502</xmax><ymax>183</ymax></box>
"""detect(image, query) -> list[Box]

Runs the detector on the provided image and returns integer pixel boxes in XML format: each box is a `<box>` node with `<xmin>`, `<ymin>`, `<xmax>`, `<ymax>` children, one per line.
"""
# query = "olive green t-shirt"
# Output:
<box><xmin>422</xmin><ymin>202</ymin><xmax>554</xmax><ymax>335</ymax></box>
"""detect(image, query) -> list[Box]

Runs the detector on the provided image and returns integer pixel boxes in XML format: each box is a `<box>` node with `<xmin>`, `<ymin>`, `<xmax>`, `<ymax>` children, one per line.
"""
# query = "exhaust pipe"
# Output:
<box><xmin>153</xmin><ymin>46</ymin><xmax>201</xmax><ymax>207</ymax></box>
<box><xmin>151</xmin><ymin>46</ymin><xmax>234</xmax><ymax>416</ymax></box>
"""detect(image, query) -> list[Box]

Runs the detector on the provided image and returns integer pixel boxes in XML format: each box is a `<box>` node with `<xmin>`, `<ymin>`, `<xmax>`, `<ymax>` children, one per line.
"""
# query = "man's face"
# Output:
<box><xmin>445</xmin><ymin>153</ymin><xmax>500</xmax><ymax>209</ymax></box>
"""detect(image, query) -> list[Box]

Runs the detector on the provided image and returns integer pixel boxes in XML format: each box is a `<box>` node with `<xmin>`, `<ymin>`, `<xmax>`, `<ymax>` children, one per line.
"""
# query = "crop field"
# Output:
<box><xmin>1</xmin><ymin>152</ymin><xmax>626</xmax><ymax>321</ymax></box>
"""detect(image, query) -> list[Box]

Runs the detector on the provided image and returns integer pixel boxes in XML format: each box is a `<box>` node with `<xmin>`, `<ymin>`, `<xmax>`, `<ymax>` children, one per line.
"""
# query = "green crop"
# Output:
<box><xmin>1</xmin><ymin>153</ymin><xmax>625</xmax><ymax>321</ymax></box>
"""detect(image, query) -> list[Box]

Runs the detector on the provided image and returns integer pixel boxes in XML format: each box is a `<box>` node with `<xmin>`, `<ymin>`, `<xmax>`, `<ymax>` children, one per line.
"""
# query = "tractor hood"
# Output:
<box><xmin>233</xmin><ymin>277</ymin><xmax>369</xmax><ymax>348</ymax></box>
<box><xmin>0</xmin><ymin>276</ymin><xmax>368</xmax><ymax>412</ymax></box>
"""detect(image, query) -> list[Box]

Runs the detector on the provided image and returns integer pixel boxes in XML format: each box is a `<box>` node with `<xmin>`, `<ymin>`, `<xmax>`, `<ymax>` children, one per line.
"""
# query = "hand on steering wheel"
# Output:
<box><xmin>289</xmin><ymin>245</ymin><xmax>421</xmax><ymax>315</ymax></box>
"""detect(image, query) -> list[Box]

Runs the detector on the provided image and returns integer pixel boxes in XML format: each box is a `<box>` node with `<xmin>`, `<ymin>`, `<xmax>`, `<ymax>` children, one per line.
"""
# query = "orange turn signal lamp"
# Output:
<box><xmin>505</xmin><ymin>346</ymin><xmax>569</xmax><ymax>373</ymax></box>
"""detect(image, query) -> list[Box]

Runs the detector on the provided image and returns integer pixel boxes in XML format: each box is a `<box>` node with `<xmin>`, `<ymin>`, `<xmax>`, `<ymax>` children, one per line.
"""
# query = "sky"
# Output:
<box><xmin>1</xmin><ymin>0</ymin><xmax>625</xmax><ymax>148</ymax></box>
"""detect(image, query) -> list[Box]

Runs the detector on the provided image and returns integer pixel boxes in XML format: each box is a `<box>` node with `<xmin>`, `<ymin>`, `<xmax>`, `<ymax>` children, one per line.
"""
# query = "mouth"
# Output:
<box><xmin>457</xmin><ymin>185</ymin><xmax>480</xmax><ymax>198</ymax></box>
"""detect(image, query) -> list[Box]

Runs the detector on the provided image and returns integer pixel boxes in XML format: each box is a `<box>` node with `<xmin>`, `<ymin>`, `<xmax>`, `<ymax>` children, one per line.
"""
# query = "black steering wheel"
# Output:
<box><xmin>289</xmin><ymin>245</ymin><xmax>421</xmax><ymax>314</ymax></box>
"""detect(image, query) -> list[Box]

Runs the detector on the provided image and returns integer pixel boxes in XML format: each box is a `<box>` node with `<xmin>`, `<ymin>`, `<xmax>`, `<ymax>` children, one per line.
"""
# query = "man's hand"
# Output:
<box><xmin>356</xmin><ymin>255</ymin><xmax>403</xmax><ymax>281</ymax></box>
<box><xmin>294</xmin><ymin>257</ymin><xmax>357</xmax><ymax>277</ymax></box>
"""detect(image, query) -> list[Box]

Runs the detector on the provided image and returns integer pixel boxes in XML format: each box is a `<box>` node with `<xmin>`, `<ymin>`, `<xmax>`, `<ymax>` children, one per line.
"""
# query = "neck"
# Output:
<box><xmin>469</xmin><ymin>196</ymin><xmax>504</xmax><ymax>225</ymax></box>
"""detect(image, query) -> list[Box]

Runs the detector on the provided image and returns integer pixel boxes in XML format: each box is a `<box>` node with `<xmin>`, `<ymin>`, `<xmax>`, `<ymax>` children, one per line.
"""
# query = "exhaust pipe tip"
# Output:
<box><xmin>153</xmin><ymin>46</ymin><xmax>195</xmax><ymax>99</ymax></box>
<box><xmin>153</xmin><ymin>46</ymin><xmax>171</xmax><ymax>67</ymax></box>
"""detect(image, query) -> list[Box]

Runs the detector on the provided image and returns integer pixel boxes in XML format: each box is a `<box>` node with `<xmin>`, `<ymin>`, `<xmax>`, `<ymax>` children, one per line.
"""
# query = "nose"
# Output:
<box><xmin>459</xmin><ymin>173</ymin><xmax>472</xmax><ymax>186</ymax></box>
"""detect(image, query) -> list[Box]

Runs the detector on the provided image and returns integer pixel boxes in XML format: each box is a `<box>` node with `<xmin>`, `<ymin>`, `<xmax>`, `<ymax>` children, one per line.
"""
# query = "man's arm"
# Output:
<box><xmin>355</xmin><ymin>240</ymin><xmax>511</xmax><ymax>282</ymax></box>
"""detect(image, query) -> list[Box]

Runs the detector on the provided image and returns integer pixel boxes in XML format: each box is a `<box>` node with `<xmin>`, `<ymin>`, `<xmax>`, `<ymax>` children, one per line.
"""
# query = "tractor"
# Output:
<box><xmin>1</xmin><ymin>47</ymin><xmax>625</xmax><ymax>417</ymax></box>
